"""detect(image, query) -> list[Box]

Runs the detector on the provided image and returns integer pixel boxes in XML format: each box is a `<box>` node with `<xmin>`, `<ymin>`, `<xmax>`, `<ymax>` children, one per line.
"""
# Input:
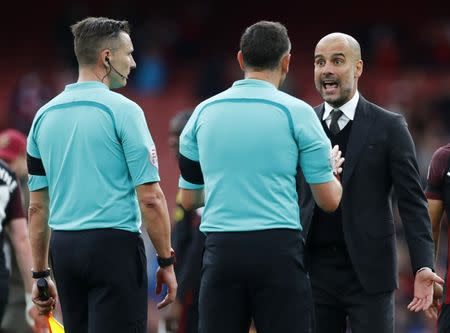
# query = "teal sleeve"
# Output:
<box><xmin>117</xmin><ymin>103</ymin><xmax>160</xmax><ymax>186</ymax></box>
<box><xmin>179</xmin><ymin>107</ymin><xmax>200</xmax><ymax>162</ymax></box>
<box><xmin>27</xmin><ymin>122</ymin><xmax>49</xmax><ymax>191</ymax></box>
<box><xmin>178</xmin><ymin>108</ymin><xmax>204</xmax><ymax>190</ymax></box>
<box><xmin>179</xmin><ymin>175</ymin><xmax>205</xmax><ymax>190</ymax></box>
<box><xmin>294</xmin><ymin>104</ymin><xmax>334</xmax><ymax>184</ymax></box>
<box><xmin>28</xmin><ymin>175</ymin><xmax>48</xmax><ymax>191</ymax></box>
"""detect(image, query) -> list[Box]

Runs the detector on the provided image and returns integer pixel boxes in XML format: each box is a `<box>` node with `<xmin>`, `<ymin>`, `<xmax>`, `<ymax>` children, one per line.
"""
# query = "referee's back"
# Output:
<box><xmin>27</xmin><ymin>81</ymin><xmax>159</xmax><ymax>232</ymax></box>
<box><xmin>180</xmin><ymin>79</ymin><xmax>333</xmax><ymax>233</ymax></box>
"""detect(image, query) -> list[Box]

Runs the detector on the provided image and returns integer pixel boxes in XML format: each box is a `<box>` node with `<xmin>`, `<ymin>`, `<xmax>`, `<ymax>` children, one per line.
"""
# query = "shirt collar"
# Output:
<box><xmin>65</xmin><ymin>81</ymin><xmax>109</xmax><ymax>91</ymax></box>
<box><xmin>232</xmin><ymin>78</ymin><xmax>277</xmax><ymax>89</ymax></box>
<box><xmin>323</xmin><ymin>91</ymin><xmax>359</xmax><ymax>121</ymax></box>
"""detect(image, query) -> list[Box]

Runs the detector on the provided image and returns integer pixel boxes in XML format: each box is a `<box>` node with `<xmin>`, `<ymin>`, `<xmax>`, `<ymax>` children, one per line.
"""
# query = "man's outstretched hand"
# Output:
<box><xmin>407</xmin><ymin>268</ymin><xmax>444</xmax><ymax>313</ymax></box>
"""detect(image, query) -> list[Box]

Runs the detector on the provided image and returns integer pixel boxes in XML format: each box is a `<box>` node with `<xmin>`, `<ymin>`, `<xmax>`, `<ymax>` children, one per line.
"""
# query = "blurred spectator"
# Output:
<box><xmin>165</xmin><ymin>110</ymin><xmax>204</xmax><ymax>333</ymax></box>
<box><xmin>424</xmin><ymin>143</ymin><xmax>450</xmax><ymax>332</ymax></box>
<box><xmin>369</xmin><ymin>25</ymin><xmax>401</xmax><ymax>70</ymax></box>
<box><xmin>194</xmin><ymin>49</ymin><xmax>228</xmax><ymax>101</ymax></box>
<box><xmin>0</xmin><ymin>129</ymin><xmax>48</xmax><ymax>333</ymax></box>
<box><xmin>9</xmin><ymin>73</ymin><xmax>52</xmax><ymax>134</ymax></box>
<box><xmin>420</xmin><ymin>21</ymin><xmax>450</xmax><ymax>68</ymax></box>
<box><xmin>172</xmin><ymin>2</ymin><xmax>211</xmax><ymax>64</ymax></box>
<box><xmin>134</xmin><ymin>44</ymin><xmax>168</xmax><ymax>95</ymax></box>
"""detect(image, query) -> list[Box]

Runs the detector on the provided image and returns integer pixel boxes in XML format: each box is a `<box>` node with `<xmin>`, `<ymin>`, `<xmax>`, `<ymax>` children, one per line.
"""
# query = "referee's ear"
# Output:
<box><xmin>281</xmin><ymin>53</ymin><xmax>291</xmax><ymax>74</ymax></box>
<box><xmin>237</xmin><ymin>50</ymin><xmax>246</xmax><ymax>71</ymax></box>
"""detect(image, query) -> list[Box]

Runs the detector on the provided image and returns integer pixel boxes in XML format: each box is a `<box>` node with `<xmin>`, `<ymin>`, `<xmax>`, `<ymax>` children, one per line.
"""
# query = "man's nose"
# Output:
<box><xmin>321</xmin><ymin>62</ymin><xmax>334</xmax><ymax>75</ymax></box>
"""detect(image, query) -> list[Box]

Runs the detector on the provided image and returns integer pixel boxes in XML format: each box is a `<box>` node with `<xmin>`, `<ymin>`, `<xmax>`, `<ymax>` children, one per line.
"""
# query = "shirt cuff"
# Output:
<box><xmin>416</xmin><ymin>267</ymin><xmax>432</xmax><ymax>274</ymax></box>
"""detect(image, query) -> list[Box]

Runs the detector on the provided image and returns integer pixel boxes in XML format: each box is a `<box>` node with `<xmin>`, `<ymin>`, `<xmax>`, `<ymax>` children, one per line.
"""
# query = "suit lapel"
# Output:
<box><xmin>342</xmin><ymin>96</ymin><xmax>375</xmax><ymax>185</ymax></box>
<box><xmin>315</xmin><ymin>105</ymin><xmax>325</xmax><ymax>121</ymax></box>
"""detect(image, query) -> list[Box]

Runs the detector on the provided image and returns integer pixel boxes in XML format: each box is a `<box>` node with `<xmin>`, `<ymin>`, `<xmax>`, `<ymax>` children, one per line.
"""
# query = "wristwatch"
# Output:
<box><xmin>157</xmin><ymin>249</ymin><xmax>176</xmax><ymax>268</ymax></box>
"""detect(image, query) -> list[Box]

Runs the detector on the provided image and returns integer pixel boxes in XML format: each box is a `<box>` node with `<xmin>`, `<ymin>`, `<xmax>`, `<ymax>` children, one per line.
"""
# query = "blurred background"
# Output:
<box><xmin>0</xmin><ymin>0</ymin><xmax>449</xmax><ymax>332</ymax></box>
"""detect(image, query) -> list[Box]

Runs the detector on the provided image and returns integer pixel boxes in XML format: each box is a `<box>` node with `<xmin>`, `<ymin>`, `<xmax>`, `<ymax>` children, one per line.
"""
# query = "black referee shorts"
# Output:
<box><xmin>50</xmin><ymin>228</ymin><xmax>148</xmax><ymax>333</ymax></box>
<box><xmin>199</xmin><ymin>228</ymin><xmax>313</xmax><ymax>333</ymax></box>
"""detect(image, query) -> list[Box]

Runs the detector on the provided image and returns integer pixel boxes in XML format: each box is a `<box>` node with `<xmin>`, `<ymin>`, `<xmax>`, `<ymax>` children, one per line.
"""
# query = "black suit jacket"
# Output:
<box><xmin>299</xmin><ymin>95</ymin><xmax>434</xmax><ymax>294</ymax></box>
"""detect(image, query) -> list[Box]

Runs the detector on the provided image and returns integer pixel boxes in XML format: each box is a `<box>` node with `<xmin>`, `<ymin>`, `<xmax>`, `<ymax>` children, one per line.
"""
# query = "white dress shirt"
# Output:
<box><xmin>323</xmin><ymin>91</ymin><xmax>360</xmax><ymax>131</ymax></box>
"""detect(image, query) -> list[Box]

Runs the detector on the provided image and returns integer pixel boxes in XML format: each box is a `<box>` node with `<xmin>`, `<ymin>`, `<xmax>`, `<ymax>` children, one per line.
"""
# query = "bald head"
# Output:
<box><xmin>313</xmin><ymin>32</ymin><xmax>364</xmax><ymax>108</ymax></box>
<box><xmin>316</xmin><ymin>33</ymin><xmax>361</xmax><ymax>61</ymax></box>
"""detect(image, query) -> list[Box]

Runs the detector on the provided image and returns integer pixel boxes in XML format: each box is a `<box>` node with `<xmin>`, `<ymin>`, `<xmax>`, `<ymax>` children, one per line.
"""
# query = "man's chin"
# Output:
<box><xmin>321</xmin><ymin>92</ymin><xmax>339</xmax><ymax>104</ymax></box>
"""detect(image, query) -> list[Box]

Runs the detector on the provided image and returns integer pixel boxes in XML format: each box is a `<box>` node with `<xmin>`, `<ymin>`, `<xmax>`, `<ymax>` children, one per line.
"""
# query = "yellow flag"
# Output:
<box><xmin>48</xmin><ymin>314</ymin><xmax>64</xmax><ymax>333</ymax></box>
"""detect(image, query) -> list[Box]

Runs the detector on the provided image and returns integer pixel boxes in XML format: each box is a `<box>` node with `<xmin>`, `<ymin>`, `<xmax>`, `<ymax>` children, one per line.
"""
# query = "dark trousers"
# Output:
<box><xmin>178</xmin><ymin>288</ymin><xmax>199</xmax><ymax>333</ymax></box>
<box><xmin>438</xmin><ymin>303</ymin><xmax>450</xmax><ymax>333</ymax></box>
<box><xmin>50</xmin><ymin>229</ymin><xmax>148</xmax><ymax>333</ymax></box>
<box><xmin>310</xmin><ymin>246</ymin><xmax>394</xmax><ymax>333</ymax></box>
<box><xmin>199</xmin><ymin>229</ymin><xmax>313</xmax><ymax>333</ymax></box>
<box><xmin>0</xmin><ymin>276</ymin><xmax>8</xmax><ymax>325</ymax></box>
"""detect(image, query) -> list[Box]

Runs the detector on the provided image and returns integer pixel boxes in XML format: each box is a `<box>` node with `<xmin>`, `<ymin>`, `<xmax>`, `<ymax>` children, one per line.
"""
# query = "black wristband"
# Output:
<box><xmin>32</xmin><ymin>268</ymin><xmax>51</xmax><ymax>279</ymax></box>
<box><xmin>157</xmin><ymin>250</ymin><xmax>176</xmax><ymax>268</ymax></box>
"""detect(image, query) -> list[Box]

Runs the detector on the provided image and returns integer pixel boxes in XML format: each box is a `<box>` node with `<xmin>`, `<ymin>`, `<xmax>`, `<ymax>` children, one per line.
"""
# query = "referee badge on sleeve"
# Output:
<box><xmin>149</xmin><ymin>145</ymin><xmax>159</xmax><ymax>169</ymax></box>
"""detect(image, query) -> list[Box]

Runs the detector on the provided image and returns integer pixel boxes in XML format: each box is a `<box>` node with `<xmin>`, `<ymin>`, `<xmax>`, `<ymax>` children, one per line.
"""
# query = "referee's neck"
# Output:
<box><xmin>244</xmin><ymin>71</ymin><xmax>282</xmax><ymax>89</ymax></box>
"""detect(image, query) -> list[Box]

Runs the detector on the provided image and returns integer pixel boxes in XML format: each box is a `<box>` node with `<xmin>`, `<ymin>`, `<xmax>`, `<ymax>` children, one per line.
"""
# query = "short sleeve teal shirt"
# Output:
<box><xmin>27</xmin><ymin>82</ymin><xmax>159</xmax><ymax>232</ymax></box>
<box><xmin>179</xmin><ymin>79</ymin><xmax>333</xmax><ymax>233</ymax></box>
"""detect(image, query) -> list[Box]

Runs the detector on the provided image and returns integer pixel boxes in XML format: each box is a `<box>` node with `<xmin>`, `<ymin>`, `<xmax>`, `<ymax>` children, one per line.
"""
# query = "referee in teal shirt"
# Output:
<box><xmin>178</xmin><ymin>21</ymin><xmax>343</xmax><ymax>333</ymax></box>
<box><xmin>26</xmin><ymin>17</ymin><xmax>176</xmax><ymax>333</ymax></box>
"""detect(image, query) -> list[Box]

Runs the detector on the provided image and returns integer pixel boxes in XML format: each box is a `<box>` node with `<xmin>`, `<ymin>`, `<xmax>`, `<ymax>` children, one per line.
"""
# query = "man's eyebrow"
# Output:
<box><xmin>314</xmin><ymin>52</ymin><xmax>346</xmax><ymax>59</ymax></box>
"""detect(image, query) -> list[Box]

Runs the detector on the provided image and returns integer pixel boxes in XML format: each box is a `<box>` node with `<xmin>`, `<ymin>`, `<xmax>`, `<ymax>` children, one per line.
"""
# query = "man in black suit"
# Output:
<box><xmin>302</xmin><ymin>32</ymin><xmax>444</xmax><ymax>333</ymax></box>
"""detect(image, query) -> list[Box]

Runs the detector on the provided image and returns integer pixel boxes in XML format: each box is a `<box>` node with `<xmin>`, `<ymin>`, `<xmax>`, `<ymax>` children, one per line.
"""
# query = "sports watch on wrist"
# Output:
<box><xmin>157</xmin><ymin>249</ymin><xmax>176</xmax><ymax>268</ymax></box>
<box><xmin>31</xmin><ymin>268</ymin><xmax>51</xmax><ymax>279</ymax></box>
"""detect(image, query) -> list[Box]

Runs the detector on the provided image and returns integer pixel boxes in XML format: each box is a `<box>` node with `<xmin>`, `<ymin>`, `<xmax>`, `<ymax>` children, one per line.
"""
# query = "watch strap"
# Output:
<box><xmin>157</xmin><ymin>250</ymin><xmax>176</xmax><ymax>268</ymax></box>
<box><xmin>31</xmin><ymin>268</ymin><xmax>51</xmax><ymax>279</ymax></box>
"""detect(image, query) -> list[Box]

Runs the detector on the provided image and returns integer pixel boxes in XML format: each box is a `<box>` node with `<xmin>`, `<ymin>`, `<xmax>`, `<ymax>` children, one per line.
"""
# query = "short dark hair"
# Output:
<box><xmin>71</xmin><ymin>17</ymin><xmax>131</xmax><ymax>65</ymax></box>
<box><xmin>240</xmin><ymin>21</ymin><xmax>291</xmax><ymax>70</ymax></box>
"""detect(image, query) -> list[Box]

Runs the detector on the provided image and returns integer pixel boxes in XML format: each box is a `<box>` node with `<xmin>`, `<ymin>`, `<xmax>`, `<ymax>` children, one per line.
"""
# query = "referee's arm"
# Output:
<box><xmin>136</xmin><ymin>182</ymin><xmax>172</xmax><ymax>258</ymax></box>
<box><xmin>27</xmin><ymin>145</ymin><xmax>58</xmax><ymax>314</ymax></box>
<box><xmin>28</xmin><ymin>189</ymin><xmax>50</xmax><ymax>272</ymax></box>
<box><xmin>28</xmin><ymin>188</ymin><xmax>58</xmax><ymax>314</ymax></box>
<box><xmin>136</xmin><ymin>182</ymin><xmax>177</xmax><ymax>309</ymax></box>
<box><xmin>310</xmin><ymin>179</ymin><xmax>342</xmax><ymax>212</ymax></box>
<box><xmin>179</xmin><ymin>189</ymin><xmax>204</xmax><ymax>211</ymax></box>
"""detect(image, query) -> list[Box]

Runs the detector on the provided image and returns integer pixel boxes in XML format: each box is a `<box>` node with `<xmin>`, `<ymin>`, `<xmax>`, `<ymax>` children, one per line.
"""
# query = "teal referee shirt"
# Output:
<box><xmin>27</xmin><ymin>81</ymin><xmax>159</xmax><ymax>232</ymax></box>
<box><xmin>179</xmin><ymin>79</ymin><xmax>333</xmax><ymax>233</ymax></box>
